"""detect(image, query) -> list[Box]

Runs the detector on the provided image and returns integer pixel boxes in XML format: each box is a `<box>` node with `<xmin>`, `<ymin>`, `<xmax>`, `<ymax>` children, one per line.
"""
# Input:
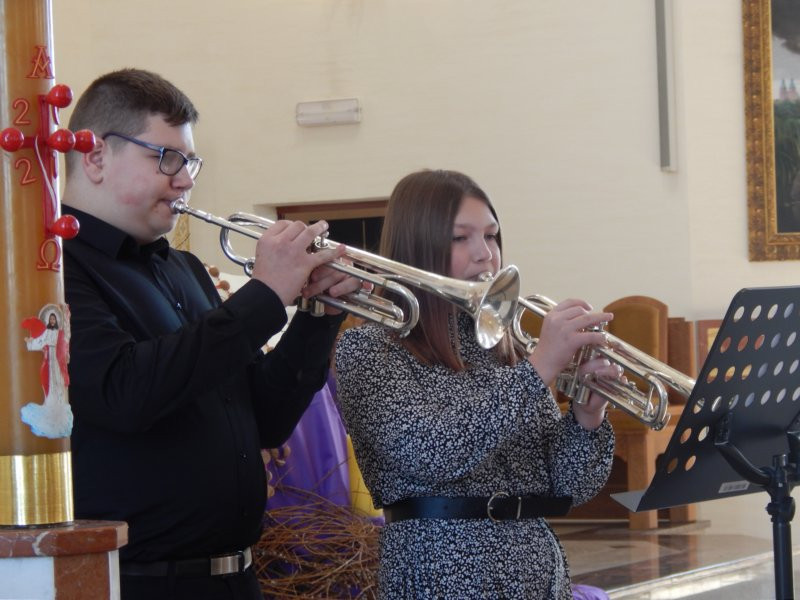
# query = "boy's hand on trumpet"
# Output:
<box><xmin>250</xmin><ymin>219</ymin><xmax>345</xmax><ymax>307</ymax></box>
<box><xmin>302</xmin><ymin>255</ymin><xmax>364</xmax><ymax>316</ymax></box>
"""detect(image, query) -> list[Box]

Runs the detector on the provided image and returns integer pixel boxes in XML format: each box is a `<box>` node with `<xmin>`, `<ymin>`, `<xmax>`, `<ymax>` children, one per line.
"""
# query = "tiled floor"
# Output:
<box><xmin>553</xmin><ymin>517</ymin><xmax>798</xmax><ymax>599</ymax></box>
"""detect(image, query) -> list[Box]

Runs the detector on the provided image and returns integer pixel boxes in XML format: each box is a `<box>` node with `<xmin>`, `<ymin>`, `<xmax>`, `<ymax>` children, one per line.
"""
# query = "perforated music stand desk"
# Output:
<box><xmin>613</xmin><ymin>286</ymin><xmax>800</xmax><ymax>600</ymax></box>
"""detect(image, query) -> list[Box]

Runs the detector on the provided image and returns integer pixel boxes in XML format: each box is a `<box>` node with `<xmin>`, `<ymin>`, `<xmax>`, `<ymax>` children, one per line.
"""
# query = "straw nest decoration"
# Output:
<box><xmin>253</xmin><ymin>485</ymin><xmax>380</xmax><ymax>599</ymax></box>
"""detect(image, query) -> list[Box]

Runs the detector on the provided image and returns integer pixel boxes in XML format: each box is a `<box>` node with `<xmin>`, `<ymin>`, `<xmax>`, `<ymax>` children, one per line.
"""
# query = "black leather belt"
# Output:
<box><xmin>120</xmin><ymin>547</ymin><xmax>252</xmax><ymax>578</ymax></box>
<box><xmin>382</xmin><ymin>493</ymin><xmax>572</xmax><ymax>523</ymax></box>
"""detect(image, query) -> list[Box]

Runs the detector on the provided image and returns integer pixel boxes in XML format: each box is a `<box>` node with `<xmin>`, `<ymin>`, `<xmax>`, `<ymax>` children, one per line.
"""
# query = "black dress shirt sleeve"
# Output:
<box><xmin>249</xmin><ymin>308</ymin><xmax>345</xmax><ymax>447</ymax></box>
<box><xmin>66</xmin><ymin>243</ymin><xmax>342</xmax><ymax>440</ymax></box>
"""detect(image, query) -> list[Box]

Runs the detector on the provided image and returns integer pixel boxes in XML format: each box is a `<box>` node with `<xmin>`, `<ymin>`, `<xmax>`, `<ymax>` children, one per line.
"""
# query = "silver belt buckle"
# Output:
<box><xmin>486</xmin><ymin>491</ymin><xmax>522</xmax><ymax>522</ymax></box>
<box><xmin>210</xmin><ymin>547</ymin><xmax>252</xmax><ymax>576</ymax></box>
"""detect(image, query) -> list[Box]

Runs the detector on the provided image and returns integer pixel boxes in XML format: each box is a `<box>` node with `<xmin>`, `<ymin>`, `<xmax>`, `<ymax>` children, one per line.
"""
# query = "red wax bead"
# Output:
<box><xmin>45</xmin><ymin>84</ymin><xmax>73</xmax><ymax>108</ymax></box>
<box><xmin>47</xmin><ymin>129</ymin><xmax>75</xmax><ymax>153</ymax></box>
<box><xmin>73</xmin><ymin>129</ymin><xmax>96</xmax><ymax>153</ymax></box>
<box><xmin>0</xmin><ymin>128</ymin><xmax>25</xmax><ymax>152</ymax></box>
<box><xmin>50</xmin><ymin>215</ymin><xmax>80</xmax><ymax>239</ymax></box>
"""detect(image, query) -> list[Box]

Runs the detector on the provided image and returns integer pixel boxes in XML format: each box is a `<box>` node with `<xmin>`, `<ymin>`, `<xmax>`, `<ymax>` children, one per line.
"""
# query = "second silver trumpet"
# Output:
<box><xmin>511</xmin><ymin>295</ymin><xmax>696</xmax><ymax>430</ymax></box>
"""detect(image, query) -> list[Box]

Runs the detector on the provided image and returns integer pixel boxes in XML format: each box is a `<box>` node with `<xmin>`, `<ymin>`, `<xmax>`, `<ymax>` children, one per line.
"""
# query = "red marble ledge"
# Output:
<box><xmin>0</xmin><ymin>520</ymin><xmax>127</xmax><ymax>558</ymax></box>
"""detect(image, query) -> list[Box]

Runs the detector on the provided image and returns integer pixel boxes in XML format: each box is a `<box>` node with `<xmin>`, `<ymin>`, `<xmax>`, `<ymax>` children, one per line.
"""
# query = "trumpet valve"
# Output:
<box><xmin>297</xmin><ymin>296</ymin><xmax>326</xmax><ymax>317</ymax></box>
<box><xmin>312</xmin><ymin>231</ymin><xmax>331</xmax><ymax>252</ymax></box>
<box><xmin>310</xmin><ymin>298</ymin><xmax>325</xmax><ymax>317</ymax></box>
<box><xmin>555</xmin><ymin>369</ymin><xmax>580</xmax><ymax>400</ymax></box>
<box><xmin>573</xmin><ymin>384</ymin><xmax>592</xmax><ymax>406</ymax></box>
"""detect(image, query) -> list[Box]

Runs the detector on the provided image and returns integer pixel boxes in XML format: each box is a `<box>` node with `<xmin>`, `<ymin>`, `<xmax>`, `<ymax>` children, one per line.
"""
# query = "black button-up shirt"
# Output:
<box><xmin>63</xmin><ymin>205</ymin><xmax>343</xmax><ymax>562</ymax></box>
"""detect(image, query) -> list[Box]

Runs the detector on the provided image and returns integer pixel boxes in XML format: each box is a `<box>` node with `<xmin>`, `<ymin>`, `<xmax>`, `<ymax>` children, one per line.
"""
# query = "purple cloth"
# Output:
<box><xmin>266</xmin><ymin>378</ymin><xmax>351</xmax><ymax>508</ymax></box>
<box><xmin>572</xmin><ymin>584</ymin><xmax>610</xmax><ymax>600</ymax></box>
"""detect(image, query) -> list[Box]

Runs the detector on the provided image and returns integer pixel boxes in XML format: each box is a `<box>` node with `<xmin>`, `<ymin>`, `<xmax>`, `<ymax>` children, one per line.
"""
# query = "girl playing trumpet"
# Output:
<box><xmin>335</xmin><ymin>169</ymin><xmax>620</xmax><ymax>599</ymax></box>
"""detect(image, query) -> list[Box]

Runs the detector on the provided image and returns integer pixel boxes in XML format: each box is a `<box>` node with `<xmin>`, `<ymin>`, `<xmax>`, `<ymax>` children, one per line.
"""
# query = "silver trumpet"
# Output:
<box><xmin>511</xmin><ymin>294</ymin><xmax>696</xmax><ymax>430</ymax></box>
<box><xmin>171</xmin><ymin>200</ymin><xmax>521</xmax><ymax>348</ymax></box>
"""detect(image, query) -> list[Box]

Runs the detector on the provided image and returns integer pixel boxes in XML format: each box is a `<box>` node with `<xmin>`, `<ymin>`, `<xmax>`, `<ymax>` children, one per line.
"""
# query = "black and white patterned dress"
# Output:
<box><xmin>335</xmin><ymin>314</ymin><xmax>615</xmax><ymax>599</ymax></box>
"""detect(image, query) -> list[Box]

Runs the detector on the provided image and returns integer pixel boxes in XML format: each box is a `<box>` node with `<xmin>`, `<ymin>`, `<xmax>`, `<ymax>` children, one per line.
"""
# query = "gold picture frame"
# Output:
<box><xmin>744</xmin><ymin>0</ymin><xmax>800</xmax><ymax>260</ymax></box>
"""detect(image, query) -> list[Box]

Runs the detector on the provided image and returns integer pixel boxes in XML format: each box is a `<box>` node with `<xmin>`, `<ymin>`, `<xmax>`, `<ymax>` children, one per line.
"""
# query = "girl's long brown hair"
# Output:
<box><xmin>379</xmin><ymin>170</ymin><xmax>518</xmax><ymax>371</ymax></box>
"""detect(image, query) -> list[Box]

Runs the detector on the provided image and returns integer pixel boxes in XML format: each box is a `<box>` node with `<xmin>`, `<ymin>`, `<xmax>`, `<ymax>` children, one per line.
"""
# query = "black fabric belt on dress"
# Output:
<box><xmin>120</xmin><ymin>547</ymin><xmax>253</xmax><ymax>578</ymax></box>
<box><xmin>382</xmin><ymin>493</ymin><xmax>572</xmax><ymax>523</ymax></box>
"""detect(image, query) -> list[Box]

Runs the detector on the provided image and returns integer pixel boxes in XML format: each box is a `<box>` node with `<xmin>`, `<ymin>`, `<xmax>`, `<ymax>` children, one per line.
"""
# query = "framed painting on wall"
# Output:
<box><xmin>744</xmin><ymin>0</ymin><xmax>800</xmax><ymax>260</ymax></box>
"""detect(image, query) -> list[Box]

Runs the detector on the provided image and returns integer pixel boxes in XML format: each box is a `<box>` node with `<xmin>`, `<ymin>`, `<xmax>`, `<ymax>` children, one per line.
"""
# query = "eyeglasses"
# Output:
<box><xmin>102</xmin><ymin>132</ymin><xmax>203</xmax><ymax>180</ymax></box>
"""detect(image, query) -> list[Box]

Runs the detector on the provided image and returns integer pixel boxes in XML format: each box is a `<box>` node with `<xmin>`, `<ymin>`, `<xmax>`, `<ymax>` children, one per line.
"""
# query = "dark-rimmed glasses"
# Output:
<box><xmin>102</xmin><ymin>132</ymin><xmax>203</xmax><ymax>180</ymax></box>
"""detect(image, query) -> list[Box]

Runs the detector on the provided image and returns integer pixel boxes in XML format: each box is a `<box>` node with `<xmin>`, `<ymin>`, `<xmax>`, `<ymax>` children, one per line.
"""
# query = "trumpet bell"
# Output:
<box><xmin>471</xmin><ymin>267</ymin><xmax>521</xmax><ymax>349</ymax></box>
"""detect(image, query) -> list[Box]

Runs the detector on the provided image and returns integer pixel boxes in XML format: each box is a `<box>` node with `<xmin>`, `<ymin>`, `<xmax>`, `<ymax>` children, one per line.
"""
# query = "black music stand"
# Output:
<box><xmin>612</xmin><ymin>286</ymin><xmax>800</xmax><ymax>600</ymax></box>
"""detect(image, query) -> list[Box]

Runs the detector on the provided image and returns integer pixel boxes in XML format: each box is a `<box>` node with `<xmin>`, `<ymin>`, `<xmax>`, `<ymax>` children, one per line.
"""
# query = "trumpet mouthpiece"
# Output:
<box><xmin>170</xmin><ymin>198</ymin><xmax>188</xmax><ymax>214</ymax></box>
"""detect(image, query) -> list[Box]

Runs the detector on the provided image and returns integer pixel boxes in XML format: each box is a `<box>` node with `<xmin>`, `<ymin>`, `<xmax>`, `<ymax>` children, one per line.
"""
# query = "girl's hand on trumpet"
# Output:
<box><xmin>572</xmin><ymin>357</ymin><xmax>624</xmax><ymax>430</ymax></box>
<box><xmin>527</xmin><ymin>298</ymin><xmax>613</xmax><ymax>389</ymax></box>
<box><xmin>250</xmin><ymin>219</ymin><xmax>345</xmax><ymax>307</ymax></box>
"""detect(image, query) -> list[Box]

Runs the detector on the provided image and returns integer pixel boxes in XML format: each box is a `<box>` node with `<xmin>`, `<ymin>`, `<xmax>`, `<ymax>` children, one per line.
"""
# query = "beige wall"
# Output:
<box><xmin>53</xmin><ymin>0</ymin><xmax>800</xmax><ymax>323</ymax></box>
<box><xmin>50</xmin><ymin>1</ymin><xmax>792</xmax><ymax>537</ymax></box>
